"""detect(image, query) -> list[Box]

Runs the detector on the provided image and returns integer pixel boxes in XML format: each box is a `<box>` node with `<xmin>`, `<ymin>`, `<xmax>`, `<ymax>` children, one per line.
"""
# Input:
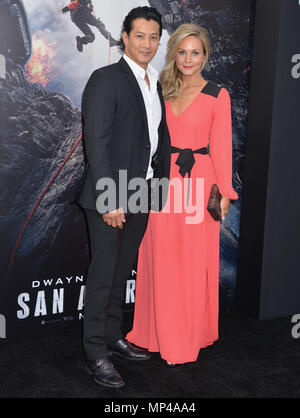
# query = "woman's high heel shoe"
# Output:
<box><xmin>165</xmin><ymin>361</ymin><xmax>182</xmax><ymax>368</ymax></box>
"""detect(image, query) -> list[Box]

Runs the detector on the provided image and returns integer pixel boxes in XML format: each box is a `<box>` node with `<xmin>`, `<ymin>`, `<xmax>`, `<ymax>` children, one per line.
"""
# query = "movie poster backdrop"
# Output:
<box><xmin>0</xmin><ymin>0</ymin><xmax>254</xmax><ymax>343</ymax></box>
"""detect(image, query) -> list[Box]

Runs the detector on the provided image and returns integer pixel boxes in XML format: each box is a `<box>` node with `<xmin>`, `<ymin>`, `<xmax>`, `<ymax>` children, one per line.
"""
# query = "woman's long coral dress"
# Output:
<box><xmin>126</xmin><ymin>82</ymin><xmax>238</xmax><ymax>364</ymax></box>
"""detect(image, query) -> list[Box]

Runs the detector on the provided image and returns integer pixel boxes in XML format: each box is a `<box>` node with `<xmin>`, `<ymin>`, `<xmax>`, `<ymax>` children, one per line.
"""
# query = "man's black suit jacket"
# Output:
<box><xmin>77</xmin><ymin>57</ymin><xmax>171</xmax><ymax>213</ymax></box>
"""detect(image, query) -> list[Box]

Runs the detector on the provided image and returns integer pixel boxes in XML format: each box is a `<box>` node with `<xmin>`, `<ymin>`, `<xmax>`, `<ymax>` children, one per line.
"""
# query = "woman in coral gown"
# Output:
<box><xmin>126</xmin><ymin>24</ymin><xmax>238</xmax><ymax>365</ymax></box>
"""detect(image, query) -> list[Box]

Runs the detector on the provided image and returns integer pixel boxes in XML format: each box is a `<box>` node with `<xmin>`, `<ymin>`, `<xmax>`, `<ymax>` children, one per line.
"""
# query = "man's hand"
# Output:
<box><xmin>220</xmin><ymin>196</ymin><xmax>231</xmax><ymax>221</ymax></box>
<box><xmin>102</xmin><ymin>208</ymin><xmax>126</xmax><ymax>229</ymax></box>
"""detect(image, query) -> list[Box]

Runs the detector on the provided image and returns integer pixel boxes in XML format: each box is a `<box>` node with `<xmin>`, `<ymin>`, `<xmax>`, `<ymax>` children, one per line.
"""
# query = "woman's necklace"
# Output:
<box><xmin>180</xmin><ymin>79</ymin><xmax>206</xmax><ymax>99</ymax></box>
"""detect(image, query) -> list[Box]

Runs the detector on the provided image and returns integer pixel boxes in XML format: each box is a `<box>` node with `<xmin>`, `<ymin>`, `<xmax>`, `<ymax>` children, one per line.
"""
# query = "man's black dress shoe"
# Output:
<box><xmin>86</xmin><ymin>358</ymin><xmax>125</xmax><ymax>388</ymax></box>
<box><xmin>108</xmin><ymin>338</ymin><xmax>151</xmax><ymax>361</ymax></box>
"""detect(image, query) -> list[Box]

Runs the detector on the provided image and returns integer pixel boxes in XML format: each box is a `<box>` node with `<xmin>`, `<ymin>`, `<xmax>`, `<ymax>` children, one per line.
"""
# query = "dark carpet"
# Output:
<box><xmin>0</xmin><ymin>307</ymin><xmax>299</xmax><ymax>398</ymax></box>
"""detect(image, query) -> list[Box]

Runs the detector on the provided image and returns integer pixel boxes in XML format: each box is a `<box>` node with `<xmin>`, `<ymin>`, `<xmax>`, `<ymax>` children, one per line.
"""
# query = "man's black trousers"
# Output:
<box><xmin>83</xmin><ymin>208</ymin><xmax>149</xmax><ymax>360</ymax></box>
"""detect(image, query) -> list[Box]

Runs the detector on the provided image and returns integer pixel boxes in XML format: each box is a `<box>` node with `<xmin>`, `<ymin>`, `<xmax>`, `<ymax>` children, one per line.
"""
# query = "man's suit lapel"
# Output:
<box><xmin>118</xmin><ymin>57</ymin><xmax>150</xmax><ymax>138</ymax></box>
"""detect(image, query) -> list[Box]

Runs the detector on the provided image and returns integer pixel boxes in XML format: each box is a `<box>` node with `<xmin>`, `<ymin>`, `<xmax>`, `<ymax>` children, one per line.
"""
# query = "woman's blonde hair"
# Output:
<box><xmin>160</xmin><ymin>24</ymin><xmax>211</xmax><ymax>101</ymax></box>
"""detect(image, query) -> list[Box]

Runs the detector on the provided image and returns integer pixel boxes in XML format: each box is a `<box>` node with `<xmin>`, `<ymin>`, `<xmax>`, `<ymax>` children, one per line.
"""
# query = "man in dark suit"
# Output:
<box><xmin>77</xmin><ymin>7</ymin><xmax>171</xmax><ymax>388</ymax></box>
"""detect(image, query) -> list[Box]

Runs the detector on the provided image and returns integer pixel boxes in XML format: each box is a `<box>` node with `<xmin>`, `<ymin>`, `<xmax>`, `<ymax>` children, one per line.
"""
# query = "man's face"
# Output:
<box><xmin>122</xmin><ymin>18</ymin><xmax>160</xmax><ymax>69</ymax></box>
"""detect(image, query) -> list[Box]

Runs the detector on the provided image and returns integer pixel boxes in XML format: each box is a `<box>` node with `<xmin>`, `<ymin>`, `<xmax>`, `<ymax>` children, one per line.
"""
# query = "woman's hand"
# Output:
<box><xmin>220</xmin><ymin>196</ymin><xmax>231</xmax><ymax>221</ymax></box>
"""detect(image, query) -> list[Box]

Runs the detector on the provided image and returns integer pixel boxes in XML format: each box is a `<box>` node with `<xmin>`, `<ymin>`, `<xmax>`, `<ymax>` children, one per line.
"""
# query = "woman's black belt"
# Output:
<box><xmin>171</xmin><ymin>145</ymin><xmax>210</xmax><ymax>205</ymax></box>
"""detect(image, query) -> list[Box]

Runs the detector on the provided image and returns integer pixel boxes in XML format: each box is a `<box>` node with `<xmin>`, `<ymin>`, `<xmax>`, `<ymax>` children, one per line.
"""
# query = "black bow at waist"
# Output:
<box><xmin>171</xmin><ymin>145</ymin><xmax>210</xmax><ymax>205</ymax></box>
<box><xmin>171</xmin><ymin>145</ymin><xmax>209</xmax><ymax>178</ymax></box>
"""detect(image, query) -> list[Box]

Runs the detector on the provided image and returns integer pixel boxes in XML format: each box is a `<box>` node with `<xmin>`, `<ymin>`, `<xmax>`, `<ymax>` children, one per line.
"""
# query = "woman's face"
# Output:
<box><xmin>175</xmin><ymin>35</ymin><xmax>205</xmax><ymax>77</ymax></box>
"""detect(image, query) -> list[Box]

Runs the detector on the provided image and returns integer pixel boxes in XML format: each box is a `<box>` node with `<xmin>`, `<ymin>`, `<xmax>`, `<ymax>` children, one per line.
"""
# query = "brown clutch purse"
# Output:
<box><xmin>207</xmin><ymin>184</ymin><xmax>222</xmax><ymax>222</ymax></box>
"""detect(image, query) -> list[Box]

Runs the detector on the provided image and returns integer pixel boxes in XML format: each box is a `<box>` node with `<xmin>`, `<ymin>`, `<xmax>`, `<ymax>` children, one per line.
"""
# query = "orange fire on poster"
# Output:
<box><xmin>26</xmin><ymin>34</ymin><xmax>56</xmax><ymax>87</ymax></box>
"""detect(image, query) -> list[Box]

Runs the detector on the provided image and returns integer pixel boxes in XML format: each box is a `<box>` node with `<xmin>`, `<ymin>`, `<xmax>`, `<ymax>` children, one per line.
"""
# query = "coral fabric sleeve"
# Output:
<box><xmin>209</xmin><ymin>88</ymin><xmax>238</xmax><ymax>200</ymax></box>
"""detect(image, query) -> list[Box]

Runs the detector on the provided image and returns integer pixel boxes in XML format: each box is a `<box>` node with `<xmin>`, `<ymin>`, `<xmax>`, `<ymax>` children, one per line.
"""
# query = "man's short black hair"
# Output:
<box><xmin>118</xmin><ymin>6</ymin><xmax>163</xmax><ymax>52</ymax></box>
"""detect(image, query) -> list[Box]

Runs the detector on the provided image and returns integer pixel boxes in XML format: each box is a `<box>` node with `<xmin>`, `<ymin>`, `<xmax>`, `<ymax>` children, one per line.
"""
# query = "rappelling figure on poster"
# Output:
<box><xmin>62</xmin><ymin>0</ymin><xmax>119</xmax><ymax>51</ymax></box>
